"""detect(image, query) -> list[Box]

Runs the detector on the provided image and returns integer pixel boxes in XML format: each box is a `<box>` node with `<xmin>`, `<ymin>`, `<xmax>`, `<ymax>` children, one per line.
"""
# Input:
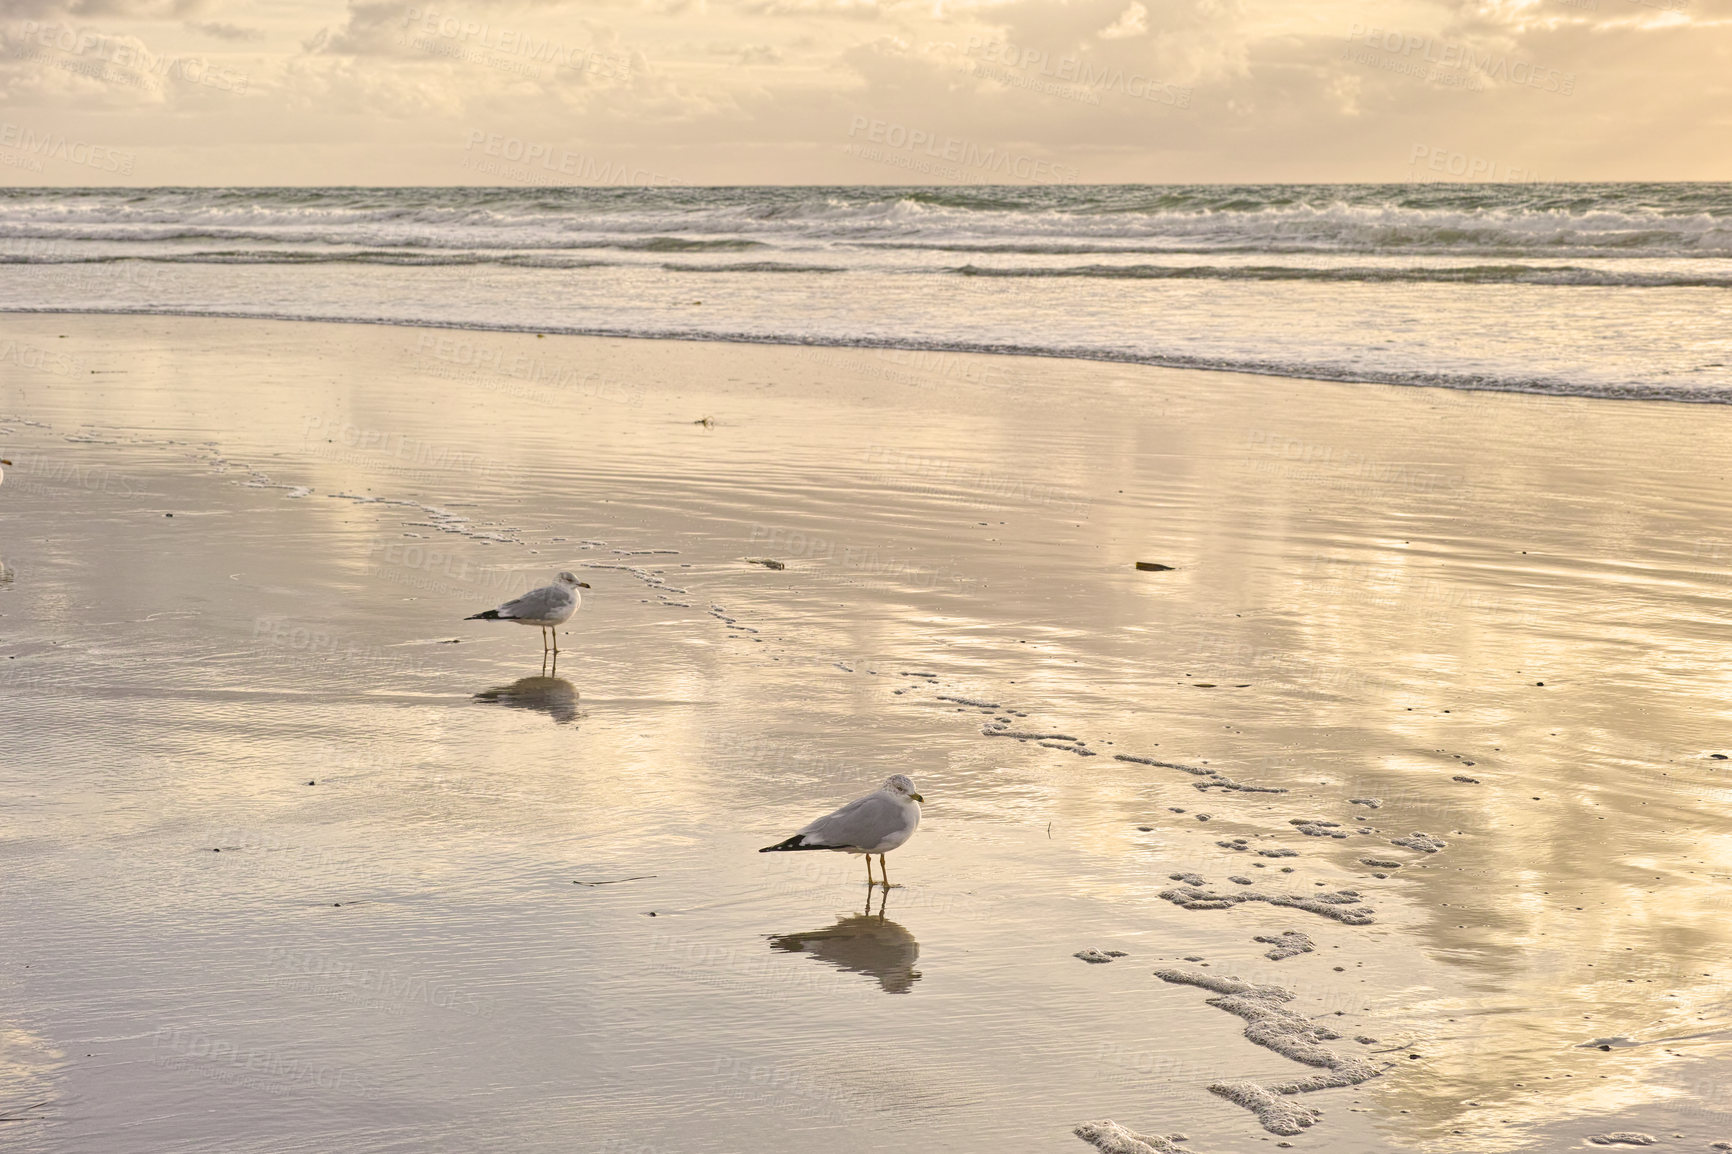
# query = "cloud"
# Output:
<box><xmin>1096</xmin><ymin>1</ymin><xmax>1146</xmax><ymax>40</ymax></box>
<box><xmin>2</xmin><ymin>0</ymin><xmax>209</xmax><ymax>16</ymax></box>
<box><xmin>305</xmin><ymin>0</ymin><xmax>418</xmax><ymax>56</ymax></box>
<box><xmin>186</xmin><ymin>20</ymin><xmax>265</xmax><ymax>41</ymax></box>
<box><xmin>3</xmin><ymin>0</ymin><xmax>1731</xmax><ymax>182</ymax></box>
<box><xmin>0</xmin><ymin>20</ymin><xmax>249</xmax><ymax>110</ymax></box>
<box><xmin>734</xmin><ymin>0</ymin><xmax>892</xmax><ymax>18</ymax></box>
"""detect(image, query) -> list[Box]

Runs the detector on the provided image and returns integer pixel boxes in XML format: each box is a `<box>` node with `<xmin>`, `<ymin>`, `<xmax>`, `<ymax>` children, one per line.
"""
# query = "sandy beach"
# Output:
<box><xmin>3</xmin><ymin>312</ymin><xmax>1731</xmax><ymax>1153</ymax></box>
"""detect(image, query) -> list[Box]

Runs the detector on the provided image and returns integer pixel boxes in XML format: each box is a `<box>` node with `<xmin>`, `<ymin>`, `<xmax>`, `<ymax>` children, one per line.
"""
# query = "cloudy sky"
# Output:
<box><xmin>0</xmin><ymin>0</ymin><xmax>1727</xmax><ymax>185</ymax></box>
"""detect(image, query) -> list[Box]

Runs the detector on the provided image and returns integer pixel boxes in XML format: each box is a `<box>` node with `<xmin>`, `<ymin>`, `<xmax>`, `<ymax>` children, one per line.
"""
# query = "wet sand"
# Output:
<box><xmin>2</xmin><ymin>313</ymin><xmax>1731</xmax><ymax>1153</ymax></box>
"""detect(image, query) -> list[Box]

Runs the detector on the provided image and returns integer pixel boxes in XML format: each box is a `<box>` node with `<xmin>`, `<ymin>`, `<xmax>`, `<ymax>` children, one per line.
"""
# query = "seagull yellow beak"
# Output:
<box><xmin>911</xmin><ymin>792</ymin><xmax>924</xmax><ymax>803</ymax></box>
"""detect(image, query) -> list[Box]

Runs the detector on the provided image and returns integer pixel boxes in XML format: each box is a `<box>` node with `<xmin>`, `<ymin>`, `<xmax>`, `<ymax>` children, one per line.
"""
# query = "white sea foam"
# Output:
<box><xmin>3</xmin><ymin>184</ymin><xmax>1729</xmax><ymax>403</ymax></box>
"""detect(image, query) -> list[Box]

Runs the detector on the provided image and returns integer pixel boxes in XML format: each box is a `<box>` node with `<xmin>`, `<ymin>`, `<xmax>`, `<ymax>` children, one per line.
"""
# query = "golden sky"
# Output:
<box><xmin>1</xmin><ymin>0</ymin><xmax>1728</xmax><ymax>184</ymax></box>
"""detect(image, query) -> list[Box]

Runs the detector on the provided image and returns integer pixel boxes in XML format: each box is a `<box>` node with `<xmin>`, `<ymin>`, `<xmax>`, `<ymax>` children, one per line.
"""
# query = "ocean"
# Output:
<box><xmin>2</xmin><ymin>183</ymin><xmax>1729</xmax><ymax>402</ymax></box>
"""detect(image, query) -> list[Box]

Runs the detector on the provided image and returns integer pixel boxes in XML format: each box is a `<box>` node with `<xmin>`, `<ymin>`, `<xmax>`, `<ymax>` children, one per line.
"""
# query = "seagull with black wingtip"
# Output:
<box><xmin>465</xmin><ymin>570</ymin><xmax>589</xmax><ymax>656</ymax></box>
<box><xmin>761</xmin><ymin>775</ymin><xmax>924</xmax><ymax>888</ymax></box>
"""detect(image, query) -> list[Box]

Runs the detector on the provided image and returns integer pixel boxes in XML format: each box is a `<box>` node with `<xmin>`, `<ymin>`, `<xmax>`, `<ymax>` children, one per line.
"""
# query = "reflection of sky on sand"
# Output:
<box><xmin>769</xmin><ymin>890</ymin><xmax>921</xmax><ymax>995</ymax></box>
<box><xmin>3</xmin><ymin>315</ymin><xmax>1732</xmax><ymax>1151</ymax></box>
<box><xmin>0</xmin><ymin>1024</ymin><xmax>60</xmax><ymax>1133</ymax></box>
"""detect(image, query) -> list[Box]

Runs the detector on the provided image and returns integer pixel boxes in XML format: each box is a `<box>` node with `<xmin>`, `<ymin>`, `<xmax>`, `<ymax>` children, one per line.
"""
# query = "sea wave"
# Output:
<box><xmin>6</xmin><ymin>249</ymin><xmax>1725</xmax><ymax>286</ymax></box>
<box><xmin>0</xmin><ymin>250</ymin><xmax>618</xmax><ymax>268</ymax></box>
<box><xmin>8</xmin><ymin>302</ymin><xmax>1729</xmax><ymax>406</ymax></box>
<box><xmin>2</xmin><ymin>184</ymin><xmax>1730</xmax><ymax>258</ymax></box>
<box><xmin>951</xmin><ymin>263</ymin><xmax>1732</xmax><ymax>287</ymax></box>
<box><xmin>659</xmin><ymin>261</ymin><xmax>846</xmax><ymax>273</ymax></box>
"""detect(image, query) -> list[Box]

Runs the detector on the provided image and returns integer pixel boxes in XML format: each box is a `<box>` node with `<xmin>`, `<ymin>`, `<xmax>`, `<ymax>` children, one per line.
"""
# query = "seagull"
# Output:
<box><xmin>465</xmin><ymin>571</ymin><xmax>589</xmax><ymax>655</ymax></box>
<box><xmin>760</xmin><ymin>774</ymin><xmax>924</xmax><ymax>888</ymax></box>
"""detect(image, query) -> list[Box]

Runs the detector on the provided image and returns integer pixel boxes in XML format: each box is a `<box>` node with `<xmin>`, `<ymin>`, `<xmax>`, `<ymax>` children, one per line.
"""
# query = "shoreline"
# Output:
<box><xmin>4</xmin><ymin>312</ymin><xmax>1731</xmax><ymax>1153</ymax></box>
<box><xmin>5</xmin><ymin>304</ymin><xmax>1726</xmax><ymax>406</ymax></box>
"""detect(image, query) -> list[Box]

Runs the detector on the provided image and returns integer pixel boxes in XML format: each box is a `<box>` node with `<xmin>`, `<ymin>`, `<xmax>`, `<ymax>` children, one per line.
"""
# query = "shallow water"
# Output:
<box><xmin>2</xmin><ymin>314</ymin><xmax>1731</xmax><ymax>1152</ymax></box>
<box><xmin>5</xmin><ymin>184</ymin><xmax>1732</xmax><ymax>401</ymax></box>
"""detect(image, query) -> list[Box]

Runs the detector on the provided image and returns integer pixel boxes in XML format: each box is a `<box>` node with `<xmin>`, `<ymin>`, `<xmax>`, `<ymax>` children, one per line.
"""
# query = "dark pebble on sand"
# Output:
<box><xmin>1135</xmin><ymin>562</ymin><xmax>1175</xmax><ymax>571</ymax></box>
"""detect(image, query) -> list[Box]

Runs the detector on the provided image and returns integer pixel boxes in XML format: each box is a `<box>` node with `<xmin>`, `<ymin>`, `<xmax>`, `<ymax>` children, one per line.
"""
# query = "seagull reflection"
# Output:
<box><xmin>768</xmin><ymin>888</ymin><xmax>921</xmax><ymax>994</ymax></box>
<box><xmin>472</xmin><ymin>675</ymin><xmax>579</xmax><ymax>724</ymax></box>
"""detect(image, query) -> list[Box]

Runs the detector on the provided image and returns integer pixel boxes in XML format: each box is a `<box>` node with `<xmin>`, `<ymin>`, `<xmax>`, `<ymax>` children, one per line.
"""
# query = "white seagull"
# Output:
<box><xmin>761</xmin><ymin>775</ymin><xmax>924</xmax><ymax>888</ymax></box>
<box><xmin>465</xmin><ymin>571</ymin><xmax>589</xmax><ymax>655</ymax></box>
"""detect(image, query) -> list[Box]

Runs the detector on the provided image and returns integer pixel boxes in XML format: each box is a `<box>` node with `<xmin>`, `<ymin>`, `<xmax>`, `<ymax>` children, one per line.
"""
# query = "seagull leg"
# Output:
<box><xmin>552</xmin><ymin>628</ymin><xmax>559</xmax><ymax>656</ymax></box>
<box><xmin>865</xmin><ymin>854</ymin><xmax>875</xmax><ymax>887</ymax></box>
<box><xmin>879</xmin><ymin>854</ymin><xmax>890</xmax><ymax>889</ymax></box>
